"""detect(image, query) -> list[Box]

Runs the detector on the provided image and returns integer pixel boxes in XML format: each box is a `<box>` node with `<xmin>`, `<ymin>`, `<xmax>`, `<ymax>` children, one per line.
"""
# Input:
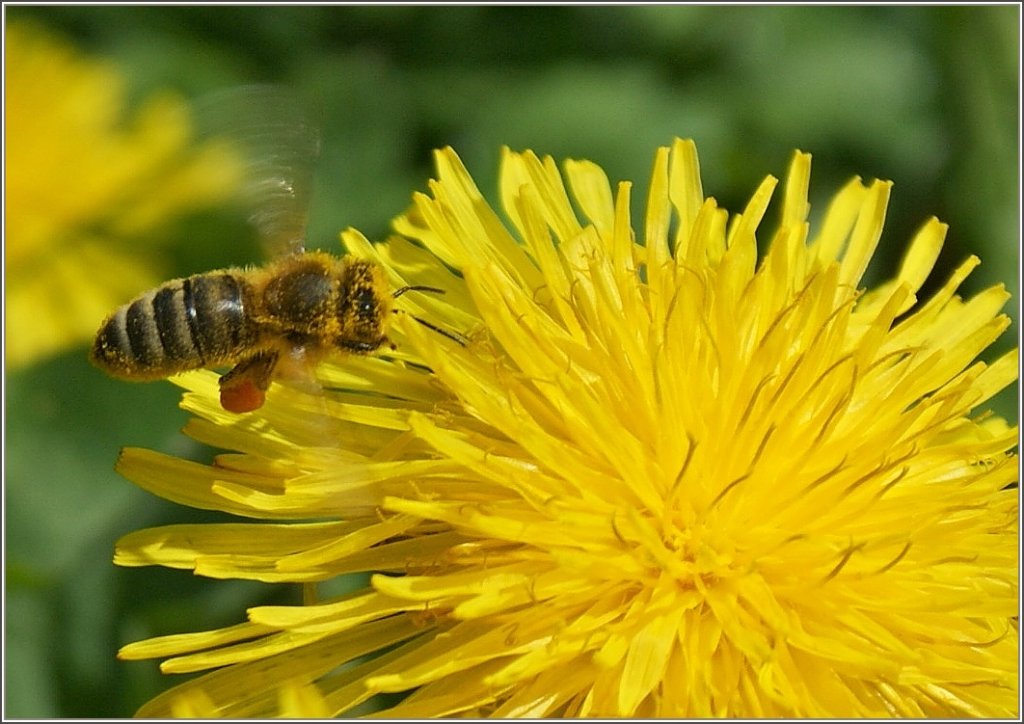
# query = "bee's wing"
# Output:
<box><xmin>195</xmin><ymin>85</ymin><xmax>321</xmax><ymax>257</ymax></box>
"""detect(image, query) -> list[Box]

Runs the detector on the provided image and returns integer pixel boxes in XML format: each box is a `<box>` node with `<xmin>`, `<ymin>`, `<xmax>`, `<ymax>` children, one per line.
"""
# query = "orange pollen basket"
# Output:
<box><xmin>219</xmin><ymin>377</ymin><xmax>266</xmax><ymax>413</ymax></box>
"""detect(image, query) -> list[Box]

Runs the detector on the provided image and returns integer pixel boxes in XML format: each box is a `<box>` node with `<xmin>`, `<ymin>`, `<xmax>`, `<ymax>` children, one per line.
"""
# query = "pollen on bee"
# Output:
<box><xmin>220</xmin><ymin>376</ymin><xmax>266</xmax><ymax>413</ymax></box>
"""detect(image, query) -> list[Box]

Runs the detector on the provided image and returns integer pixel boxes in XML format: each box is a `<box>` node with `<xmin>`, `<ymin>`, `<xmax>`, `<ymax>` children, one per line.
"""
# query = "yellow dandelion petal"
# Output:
<box><xmin>618</xmin><ymin>590</ymin><xmax>686</xmax><ymax>714</ymax></box>
<box><xmin>169</xmin><ymin>687</ymin><xmax>219</xmax><ymax>718</ymax></box>
<box><xmin>668</xmin><ymin>138</ymin><xmax>706</xmax><ymax>248</ymax></box>
<box><xmin>115</xmin><ymin>518</ymin><xmax>434</xmax><ymax>583</ymax></box>
<box><xmin>119</xmin><ymin>620</ymin><xmax>275</xmax><ymax>662</ymax></box>
<box><xmin>136</xmin><ymin>616</ymin><xmax>427</xmax><ymax>717</ymax></box>
<box><xmin>247</xmin><ymin>590</ymin><xmax>414</xmax><ymax>633</ymax></box>
<box><xmin>114</xmin><ymin>138</ymin><xmax>1017</xmax><ymax>718</ymax></box>
<box><xmin>278</xmin><ymin>680</ymin><xmax>332</xmax><ymax>718</ymax></box>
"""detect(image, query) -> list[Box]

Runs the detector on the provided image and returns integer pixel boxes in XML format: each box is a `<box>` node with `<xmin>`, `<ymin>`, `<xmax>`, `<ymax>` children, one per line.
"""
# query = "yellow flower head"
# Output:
<box><xmin>115</xmin><ymin>140</ymin><xmax>1018</xmax><ymax>718</ymax></box>
<box><xmin>4</xmin><ymin>22</ymin><xmax>240</xmax><ymax>368</ymax></box>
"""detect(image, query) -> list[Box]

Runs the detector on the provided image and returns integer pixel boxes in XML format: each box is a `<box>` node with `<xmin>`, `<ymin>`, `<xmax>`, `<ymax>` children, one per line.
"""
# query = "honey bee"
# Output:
<box><xmin>90</xmin><ymin>86</ymin><xmax>461</xmax><ymax>413</ymax></box>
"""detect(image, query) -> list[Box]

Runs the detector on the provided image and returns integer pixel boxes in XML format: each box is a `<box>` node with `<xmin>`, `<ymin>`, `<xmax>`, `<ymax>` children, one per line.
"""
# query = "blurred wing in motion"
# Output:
<box><xmin>195</xmin><ymin>85</ymin><xmax>322</xmax><ymax>257</ymax></box>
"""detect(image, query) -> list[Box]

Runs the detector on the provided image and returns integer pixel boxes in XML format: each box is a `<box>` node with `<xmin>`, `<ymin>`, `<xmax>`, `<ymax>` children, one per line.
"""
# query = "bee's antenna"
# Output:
<box><xmin>393</xmin><ymin>285</ymin><xmax>445</xmax><ymax>299</ymax></box>
<box><xmin>404</xmin><ymin>313</ymin><xmax>468</xmax><ymax>347</ymax></box>
<box><xmin>391</xmin><ymin>285</ymin><xmax>467</xmax><ymax>347</ymax></box>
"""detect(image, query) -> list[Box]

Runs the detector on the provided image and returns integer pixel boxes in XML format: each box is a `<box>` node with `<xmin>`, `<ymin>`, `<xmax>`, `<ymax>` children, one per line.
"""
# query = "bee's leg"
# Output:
<box><xmin>218</xmin><ymin>351</ymin><xmax>279</xmax><ymax>413</ymax></box>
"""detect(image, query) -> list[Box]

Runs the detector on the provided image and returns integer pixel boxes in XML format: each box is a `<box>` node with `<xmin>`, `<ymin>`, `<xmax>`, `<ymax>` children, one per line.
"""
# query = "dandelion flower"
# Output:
<box><xmin>4</xmin><ymin>21</ymin><xmax>240</xmax><ymax>368</ymax></box>
<box><xmin>115</xmin><ymin>140</ymin><xmax>1018</xmax><ymax>718</ymax></box>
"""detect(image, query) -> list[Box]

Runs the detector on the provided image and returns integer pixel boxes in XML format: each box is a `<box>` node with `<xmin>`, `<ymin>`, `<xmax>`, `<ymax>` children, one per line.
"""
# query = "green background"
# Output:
<box><xmin>5</xmin><ymin>5</ymin><xmax>1018</xmax><ymax>718</ymax></box>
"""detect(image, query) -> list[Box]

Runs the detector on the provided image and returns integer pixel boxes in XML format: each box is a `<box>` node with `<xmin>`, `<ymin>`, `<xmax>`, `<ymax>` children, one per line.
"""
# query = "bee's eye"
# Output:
<box><xmin>356</xmin><ymin>288</ymin><xmax>376</xmax><ymax>320</ymax></box>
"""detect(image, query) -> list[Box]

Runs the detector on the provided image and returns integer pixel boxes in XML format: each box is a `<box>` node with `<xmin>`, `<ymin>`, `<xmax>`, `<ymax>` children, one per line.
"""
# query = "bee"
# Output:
<box><xmin>90</xmin><ymin>86</ymin><xmax>461</xmax><ymax>413</ymax></box>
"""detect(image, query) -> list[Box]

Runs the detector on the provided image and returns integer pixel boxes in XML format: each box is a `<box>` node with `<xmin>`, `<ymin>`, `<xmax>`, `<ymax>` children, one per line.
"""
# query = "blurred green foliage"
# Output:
<box><xmin>4</xmin><ymin>5</ymin><xmax>1018</xmax><ymax>717</ymax></box>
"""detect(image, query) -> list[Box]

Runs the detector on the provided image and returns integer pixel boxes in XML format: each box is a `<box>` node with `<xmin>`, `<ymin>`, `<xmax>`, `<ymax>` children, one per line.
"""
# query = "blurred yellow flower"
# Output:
<box><xmin>115</xmin><ymin>140</ymin><xmax>1017</xmax><ymax>717</ymax></box>
<box><xmin>4</xmin><ymin>22</ymin><xmax>240</xmax><ymax>368</ymax></box>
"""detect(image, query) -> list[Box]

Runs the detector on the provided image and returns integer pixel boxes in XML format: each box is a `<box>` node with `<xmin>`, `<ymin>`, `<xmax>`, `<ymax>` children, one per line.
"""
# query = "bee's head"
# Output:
<box><xmin>337</xmin><ymin>260</ymin><xmax>392</xmax><ymax>352</ymax></box>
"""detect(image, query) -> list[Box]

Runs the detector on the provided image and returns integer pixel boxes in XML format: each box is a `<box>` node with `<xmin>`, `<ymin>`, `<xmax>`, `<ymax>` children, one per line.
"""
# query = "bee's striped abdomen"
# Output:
<box><xmin>91</xmin><ymin>273</ymin><xmax>256</xmax><ymax>379</ymax></box>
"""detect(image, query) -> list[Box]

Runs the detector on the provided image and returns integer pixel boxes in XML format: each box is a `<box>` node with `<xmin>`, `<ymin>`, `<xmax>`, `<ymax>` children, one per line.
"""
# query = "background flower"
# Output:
<box><xmin>3</xmin><ymin>6</ymin><xmax>1017</xmax><ymax>718</ymax></box>
<box><xmin>4</xmin><ymin>21</ymin><xmax>240</xmax><ymax>369</ymax></box>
